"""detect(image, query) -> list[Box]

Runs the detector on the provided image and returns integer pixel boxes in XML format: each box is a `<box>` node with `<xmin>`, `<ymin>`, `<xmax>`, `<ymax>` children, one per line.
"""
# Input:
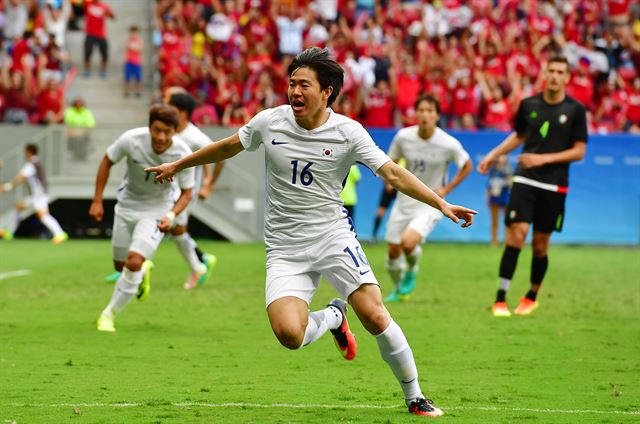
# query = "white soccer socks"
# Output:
<box><xmin>173</xmin><ymin>233</ymin><xmax>206</xmax><ymax>274</ymax></box>
<box><xmin>405</xmin><ymin>245</ymin><xmax>422</xmax><ymax>273</ymax></box>
<box><xmin>302</xmin><ymin>305</ymin><xmax>342</xmax><ymax>347</ymax></box>
<box><xmin>376</xmin><ymin>320</ymin><xmax>424</xmax><ymax>403</ymax></box>
<box><xmin>385</xmin><ymin>256</ymin><xmax>406</xmax><ymax>288</ymax></box>
<box><xmin>40</xmin><ymin>214</ymin><xmax>65</xmax><ymax>237</ymax></box>
<box><xmin>103</xmin><ymin>267</ymin><xmax>143</xmax><ymax>317</ymax></box>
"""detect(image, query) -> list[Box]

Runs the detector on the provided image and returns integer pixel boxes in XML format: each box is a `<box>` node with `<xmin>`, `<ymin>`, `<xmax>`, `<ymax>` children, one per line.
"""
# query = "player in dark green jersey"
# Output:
<box><xmin>478</xmin><ymin>56</ymin><xmax>588</xmax><ymax>317</ymax></box>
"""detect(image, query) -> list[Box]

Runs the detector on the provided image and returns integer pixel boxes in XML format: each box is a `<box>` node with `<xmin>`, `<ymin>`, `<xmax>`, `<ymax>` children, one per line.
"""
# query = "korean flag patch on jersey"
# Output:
<box><xmin>322</xmin><ymin>147</ymin><xmax>334</xmax><ymax>158</ymax></box>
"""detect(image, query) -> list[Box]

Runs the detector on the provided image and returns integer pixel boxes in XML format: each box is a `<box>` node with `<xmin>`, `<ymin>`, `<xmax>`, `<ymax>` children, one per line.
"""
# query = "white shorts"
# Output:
<box><xmin>384</xmin><ymin>203</ymin><xmax>442</xmax><ymax>245</ymax></box>
<box><xmin>112</xmin><ymin>212</ymin><xmax>164</xmax><ymax>262</ymax></box>
<box><xmin>265</xmin><ymin>230</ymin><xmax>379</xmax><ymax>307</ymax></box>
<box><xmin>24</xmin><ymin>195</ymin><xmax>49</xmax><ymax>212</ymax></box>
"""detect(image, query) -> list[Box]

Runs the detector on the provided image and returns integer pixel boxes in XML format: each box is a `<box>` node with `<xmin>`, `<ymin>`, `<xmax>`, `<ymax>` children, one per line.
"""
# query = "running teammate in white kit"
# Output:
<box><xmin>146</xmin><ymin>48</ymin><xmax>476</xmax><ymax>417</ymax></box>
<box><xmin>167</xmin><ymin>92</ymin><xmax>225</xmax><ymax>289</ymax></box>
<box><xmin>0</xmin><ymin>144</ymin><xmax>68</xmax><ymax>243</ymax></box>
<box><xmin>90</xmin><ymin>105</ymin><xmax>195</xmax><ymax>332</ymax></box>
<box><xmin>384</xmin><ymin>94</ymin><xmax>472</xmax><ymax>302</ymax></box>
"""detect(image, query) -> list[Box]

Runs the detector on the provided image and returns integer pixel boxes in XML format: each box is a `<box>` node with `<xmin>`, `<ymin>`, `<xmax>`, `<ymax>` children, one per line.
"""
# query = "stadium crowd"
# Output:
<box><xmin>0</xmin><ymin>0</ymin><xmax>74</xmax><ymax>124</ymax></box>
<box><xmin>155</xmin><ymin>0</ymin><xmax>640</xmax><ymax>133</ymax></box>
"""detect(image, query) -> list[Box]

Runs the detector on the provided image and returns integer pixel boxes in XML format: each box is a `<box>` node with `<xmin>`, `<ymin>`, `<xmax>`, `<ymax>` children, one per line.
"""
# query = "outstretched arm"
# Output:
<box><xmin>377</xmin><ymin>161</ymin><xmax>477</xmax><ymax>227</ymax></box>
<box><xmin>146</xmin><ymin>133</ymin><xmax>243</xmax><ymax>183</ymax></box>
<box><xmin>89</xmin><ymin>155</ymin><xmax>114</xmax><ymax>222</ymax></box>
<box><xmin>518</xmin><ymin>141</ymin><xmax>586</xmax><ymax>169</ymax></box>
<box><xmin>477</xmin><ymin>132</ymin><xmax>525</xmax><ymax>174</ymax></box>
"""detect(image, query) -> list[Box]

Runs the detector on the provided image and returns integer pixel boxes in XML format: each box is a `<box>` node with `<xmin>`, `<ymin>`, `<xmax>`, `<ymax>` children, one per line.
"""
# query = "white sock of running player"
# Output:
<box><xmin>40</xmin><ymin>214</ymin><xmax>64</xmax><ymax>236</ymax></box>
<box><xmin>376</xmin><ymin>320</ymin><xmax>424</xmax><ymax>404</ymax></box>
<box><xmin>405</xmin><ymin>245</ymin><xmax>422</xmax><ymax>273</ymax></box>
<box><xmin>386</xmin><ymin>256</ymin><xmax>406</xmax><ymax>289</ymax></box>
<box><xmin>301</xmin><ymin>306</ymin><xmax>342</xmax><ymax>347</ymax></box>
<box><xmin>174</xmin><ymin>233</ymin><xmax>206</xmax><ymax>274</ymax></box>
<box><xmin>102</xmin><ymin>267</ymin><xmax>143</xmax><ymax>318</ymax></box>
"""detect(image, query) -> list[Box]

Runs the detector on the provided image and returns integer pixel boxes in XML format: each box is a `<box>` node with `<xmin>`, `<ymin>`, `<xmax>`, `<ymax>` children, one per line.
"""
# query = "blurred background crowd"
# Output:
<box><xmin>1</xmin><ymin>0</ymin><xmax>639</xmax><ymax>133</ymax></box>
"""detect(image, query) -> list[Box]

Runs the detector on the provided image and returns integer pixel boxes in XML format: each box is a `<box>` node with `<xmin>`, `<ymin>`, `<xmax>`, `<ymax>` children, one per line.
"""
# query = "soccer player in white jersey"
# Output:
<box><xmin>90</xmin><ymin>105</ymin><xmax>195</xmax><ymax>332</ymax></box>
<box><xmin>167</xmin><ymin>92</ymin><xmax>225</xmax><ymax>289</ymax></box>
<box><xmin>0</xmin><ymin>144</ymin><xmax>68</xmax><ymax>244</ymax></box>
<box><xmin>146</xmin><ymin>48</ymin><xmax>476</xmax><ymax>417</ymax></box>
<box><xmin>384</xmin><ymin>95</ymin><xmax>472</xmax><ymax>302</ymax></box>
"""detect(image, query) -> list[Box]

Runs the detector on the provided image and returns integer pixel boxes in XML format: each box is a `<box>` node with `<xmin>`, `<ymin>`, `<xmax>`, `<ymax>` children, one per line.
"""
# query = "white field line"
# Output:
<box><xmin>5</xmin><ymin>402</ymin><xmax>640</xmax><ymax>416</ymax></box>
<box><xmin>0</xmin><ymin>269</ymin><xmax>31</xmax><ymax>281</ymax></box>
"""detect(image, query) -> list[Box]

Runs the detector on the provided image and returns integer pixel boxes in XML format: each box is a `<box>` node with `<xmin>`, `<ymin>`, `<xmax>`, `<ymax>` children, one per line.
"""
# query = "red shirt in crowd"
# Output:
<box><xmin>567</xmin><ymin>74</ymin><xmax>594</xmax><ymax>109</ymax></box>
<box><xmin>395</xmin><ymin>72</ymin><xmax>421</xmax><ymax>112</ymax></box>
<box><xmin>450</xmin><ymin>85</ymin><xmax>479</xmax><ymax>118</ymax></box>
<box><xmin>626</xmin><ymin>87</ymin><xmax>640</xmax><ymax>124</ymax></box>
<box><xmin>608</xmin><ymin>0</ymin><xmax>632</xmax><ymax>16</ymax></box>
<box><xmin>364</xmin><ymin>90</ymin><xmax>394</xmax><ymax>128</ymax></box>
<box><xmin>424</xmin><ymin>79</ymin><xmax>450</xmax><ymax>114</ymax></box>
<box><xmin>482</xmin><ymin>98</ymin><xmax>511</xmax><ymax>130</ymax></box>
<box><xmin>35</xmin><ymin>85</ymin><xmax>64</xmax><ymax>122</ymax></box>
<box><xmin>85</xmin><ymin>1</ymin><xmax>113</xmax><ymax>38</ymax></box>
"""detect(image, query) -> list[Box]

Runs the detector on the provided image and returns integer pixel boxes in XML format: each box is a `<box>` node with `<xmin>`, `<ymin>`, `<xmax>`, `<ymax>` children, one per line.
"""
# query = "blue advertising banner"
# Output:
<box><xmin>353</xmin><ymin>130</ymin><xmax>640</xmax><ymax>245</ymax></box>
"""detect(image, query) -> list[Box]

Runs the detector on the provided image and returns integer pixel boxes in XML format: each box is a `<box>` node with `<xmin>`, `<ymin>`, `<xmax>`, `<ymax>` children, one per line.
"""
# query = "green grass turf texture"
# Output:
<box><xmin>1</xmin><ymin>240</ymin><xmax>638</xmax><ymax>423</ymax></box>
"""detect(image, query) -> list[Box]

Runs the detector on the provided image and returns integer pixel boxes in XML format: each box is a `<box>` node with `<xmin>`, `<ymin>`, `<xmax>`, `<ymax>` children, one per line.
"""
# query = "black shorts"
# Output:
<box><xmin>84</xmin><ymin>35</ymin><xmax>109</xmax><ymax>62</ymax></box>
<box><xmin>505</xmin><ymin>183</ymin><xmax>566</xmax><ymax>233</ymax></box>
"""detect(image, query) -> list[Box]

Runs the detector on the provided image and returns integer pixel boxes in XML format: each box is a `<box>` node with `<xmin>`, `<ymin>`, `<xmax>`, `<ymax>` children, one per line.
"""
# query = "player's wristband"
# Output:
<box><xmin>2</xmin><ymin>182</ymin><xmax>13</xmax><ymax>191</ymax></box>
<box><xmin>165</xmin><ymin>211</ymin><xmax>176</xmax><ymax>227</ymax></box>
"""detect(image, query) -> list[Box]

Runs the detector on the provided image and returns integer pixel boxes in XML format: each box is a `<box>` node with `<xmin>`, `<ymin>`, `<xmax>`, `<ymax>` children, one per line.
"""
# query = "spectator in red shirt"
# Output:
<box><xmin>363</xmin><ymin>79</ymin><xmax>395</xmax><ymax>128</ymax></box>
<box><xmin>450</xmin><ymin>71</ymin><xmax>480</xmax><ymax>128</ymax></box>
<box><xmin>624</xmin><ymin>77</ymin><xmax>640</xmax><ymax>132</ymax></box>
<box><xmin>123</xmin><ymin>25</ymin><xmax>143</xmax><ymax>98</ymax></box>
<box><xmin>83</xmin><ymin>0</ymin><xmax>115</xmax><ymax>78</ymax></box>
<box><xmin>32</xmin><ymin>76</ymin><xmax>64</xmax><ymax>124</ymax></box>
<box><xmin>567</xmin><ymin>57</ymin><xmax>594</xmax><ymax>109</ymax></box>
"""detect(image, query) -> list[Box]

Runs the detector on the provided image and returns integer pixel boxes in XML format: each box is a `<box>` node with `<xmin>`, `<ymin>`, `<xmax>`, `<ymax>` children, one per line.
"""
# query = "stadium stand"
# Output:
<box><xmin>154</xmin><ymin>0</ymin><xmax>640</xmax><ymax>133</ymax></box>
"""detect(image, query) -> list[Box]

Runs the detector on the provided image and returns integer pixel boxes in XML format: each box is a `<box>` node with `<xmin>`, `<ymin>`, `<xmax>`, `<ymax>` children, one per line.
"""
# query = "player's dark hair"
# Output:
<box><xmin>415</xmin><ymin>94</ymin><xmax>441</xmax><ymax>114</ymax></box>
<box><xmin>288</xmin><ymin>47</ymin><xmax>344</xmax><ymax>107</ymax></box>
<box><xmin>25</xmin><ymin>144</ymin><xmax>38</xmax><ymax>155</ymax></box>
<box><xmin>168</xmin><ymin>93</ymin><xmax>197</xmax><ymax>119</ymax></box>
<box><xmin>149</xmin><ymin>104</ymin><xmax>179</xmax><ymax>129</ymax></box>
<box><xmin>547</xmin><ymin>55</ymin><xmax>570</xmax><ymax>70</ymax></box>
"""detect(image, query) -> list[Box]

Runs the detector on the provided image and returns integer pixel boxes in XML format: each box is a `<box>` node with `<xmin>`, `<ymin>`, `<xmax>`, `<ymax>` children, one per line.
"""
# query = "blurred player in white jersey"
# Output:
<box><xmin>90</xmin><ymin>105</ymin><xmax>195</xmax><ymax>332</ymax></box>
<box><xmin>167</xmin><ymin>92</ymin><xmax>225</xmax><ymax>289</ymax></box>
<box><xmin>0</xmin><ymin>144</ymin><xmax>68</xmax><ymax>244</ymax></box>
<box><xmin>384</xmin><ymin>95</ymin><xmax>472</xmax><ymax>302</ymax></box>
<box><xmin>146</xmin><ymin>48</ymin><xmax>476</xmax><ymax>417</ymax></box>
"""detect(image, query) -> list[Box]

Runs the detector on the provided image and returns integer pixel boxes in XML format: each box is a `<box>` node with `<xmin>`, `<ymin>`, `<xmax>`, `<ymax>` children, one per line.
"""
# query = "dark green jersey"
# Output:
<box><xmin>513</xmin><ymin>93</ymin><xmax>588</xmax><ymax>188</ymax></box>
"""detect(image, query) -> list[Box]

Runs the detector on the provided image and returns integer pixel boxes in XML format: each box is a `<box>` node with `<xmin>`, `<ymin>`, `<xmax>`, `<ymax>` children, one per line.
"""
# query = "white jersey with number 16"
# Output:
<box><xmin>239</xmin><ymin>105</ymin><xmax>390</xmax><ymax>250</ymax></box>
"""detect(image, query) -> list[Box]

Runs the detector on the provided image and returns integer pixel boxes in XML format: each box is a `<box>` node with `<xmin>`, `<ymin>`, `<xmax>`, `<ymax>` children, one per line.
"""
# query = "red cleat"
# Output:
<box><xmin>327</xmin><ymin>298</ymin><xmax>357</xmax><ymax>360</ymax></box>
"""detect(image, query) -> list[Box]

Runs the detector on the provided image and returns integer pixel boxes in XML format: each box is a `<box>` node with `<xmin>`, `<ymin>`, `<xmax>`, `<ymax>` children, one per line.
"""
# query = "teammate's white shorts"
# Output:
<box><xmin>24</xmin><ymin>195</ymin><xmax>49</xmax><ymax>212</ymax></box>
<box><xmin>384</xmin><ymin>203</ymin><xmax>442</xmax><ymax>245</ymax></box>
<box><xmin>112</xmin><ymin>212</ymin><xmax>164</xmax><ymax>262</ymax></box>
<box><xmin>265</xmin><ymin>229</ymin><xmax>379</xmax><ymax>307</ymax></box>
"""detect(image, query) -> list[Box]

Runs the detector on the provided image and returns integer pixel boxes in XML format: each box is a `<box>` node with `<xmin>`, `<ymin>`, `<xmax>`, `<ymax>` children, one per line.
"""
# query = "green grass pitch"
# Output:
<box><xmin>1</xmin><ymin>240</ymin><xmax>639</xmax><ymax>423</ymax></box>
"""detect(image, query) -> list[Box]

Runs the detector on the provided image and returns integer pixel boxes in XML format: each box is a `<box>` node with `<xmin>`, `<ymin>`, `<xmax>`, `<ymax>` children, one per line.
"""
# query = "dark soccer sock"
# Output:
<box><xmin>195</xmin><ymin>246</ymin><xmax>205</xmax><ymax>263</ymax></box>
<box><xmin>499</xmin><ymin>245</ymin><xmax>521</xmax><ymax>279</ymax></box>
<box><xmin>527</xmin><ymin>255</ymin><xmax>549</xmax><ymax>301</ymax></box>
<box><xmin>373</xmin><ymin>216</ymin><xmax>382</xmax><ymax>238</ymax></box>
<box><xmin>497</xmin><ymin>246</ymin><xmax>521</xmax><ymax>302</ymax></box>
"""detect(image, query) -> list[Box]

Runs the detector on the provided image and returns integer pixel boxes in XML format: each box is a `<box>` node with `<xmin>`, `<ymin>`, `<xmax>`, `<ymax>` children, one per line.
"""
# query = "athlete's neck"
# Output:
<box><xmin>295</xmin><ymin>110</ymin><xmax>330</xmax><ymax>131</ymax></box>
<box><xmin>418</xmin><ymin>125</ymin><xmax>436</xmax><ymax>140</ymax></box>
<box><xmin>177</xmin><ymin>121</ymin><xmax>188</xmax><ymax>132</ymax></box>
<box><xmin>542</xmin><ymin>89</ymin><xmax>566</xmax><ymax>105</ymax></box>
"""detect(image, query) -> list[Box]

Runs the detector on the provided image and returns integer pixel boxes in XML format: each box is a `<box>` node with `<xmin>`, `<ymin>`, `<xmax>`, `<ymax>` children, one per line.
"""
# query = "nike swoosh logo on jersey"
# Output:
<box><xmin>359</xmin><ymin>269</ymin><xmax>371</xmax><ymax>275</ymax></box>
<box><xmin>271</xmin><ymin>139</ymin><xmax>288</xmax><ymax>145</ymax></box>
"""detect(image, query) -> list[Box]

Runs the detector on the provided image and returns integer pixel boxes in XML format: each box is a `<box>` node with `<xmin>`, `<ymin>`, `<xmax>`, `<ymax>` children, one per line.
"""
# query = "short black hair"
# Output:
<box><xmin>168</xmin><ymin>92</ymin><xmax>197</xmax><ymax>119</ymax></box>
<box><xmin>149</xmin><ymin>104</ymin><xmax>179</xmax><ymax>129</ymax></box>
<box><xmin>25</xmin><ymin>144</ymin><xmax>38</xmax><ymax>155</ymax></box>
<box><xmin>414</xmin><ymin>94</ymin><xmax>441</xmax><ymax>114</ymax></box>
<box><xmin>288</xmin><ymin>47</ymin><xmax>344</xmax><ymax>107</ymax></box>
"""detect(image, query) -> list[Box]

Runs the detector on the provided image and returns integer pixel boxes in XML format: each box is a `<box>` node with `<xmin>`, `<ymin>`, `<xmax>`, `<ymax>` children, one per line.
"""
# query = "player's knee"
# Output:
<box><xmin>387</xmin><ymin>244</ymin><xmax>402</xmax><ymax>259</ymax></box>
<box><xmin>272</xmin><ymin>325</ymin><xmax>304</xmax><ymax>349</ymax></box>
<box><xmin>362</xmin><ymin>307</ymin><xmax>391</xmax><ymax>336</ymax></box>
<box><xmin>124</xmin><ymin>253</ymin><xmax>144</xmax><ymax>271</ymax></box>
<box><xmin>401</xmin><ymin>240</ymin><xmax>418</xmax><ymax>255</ymax></box>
